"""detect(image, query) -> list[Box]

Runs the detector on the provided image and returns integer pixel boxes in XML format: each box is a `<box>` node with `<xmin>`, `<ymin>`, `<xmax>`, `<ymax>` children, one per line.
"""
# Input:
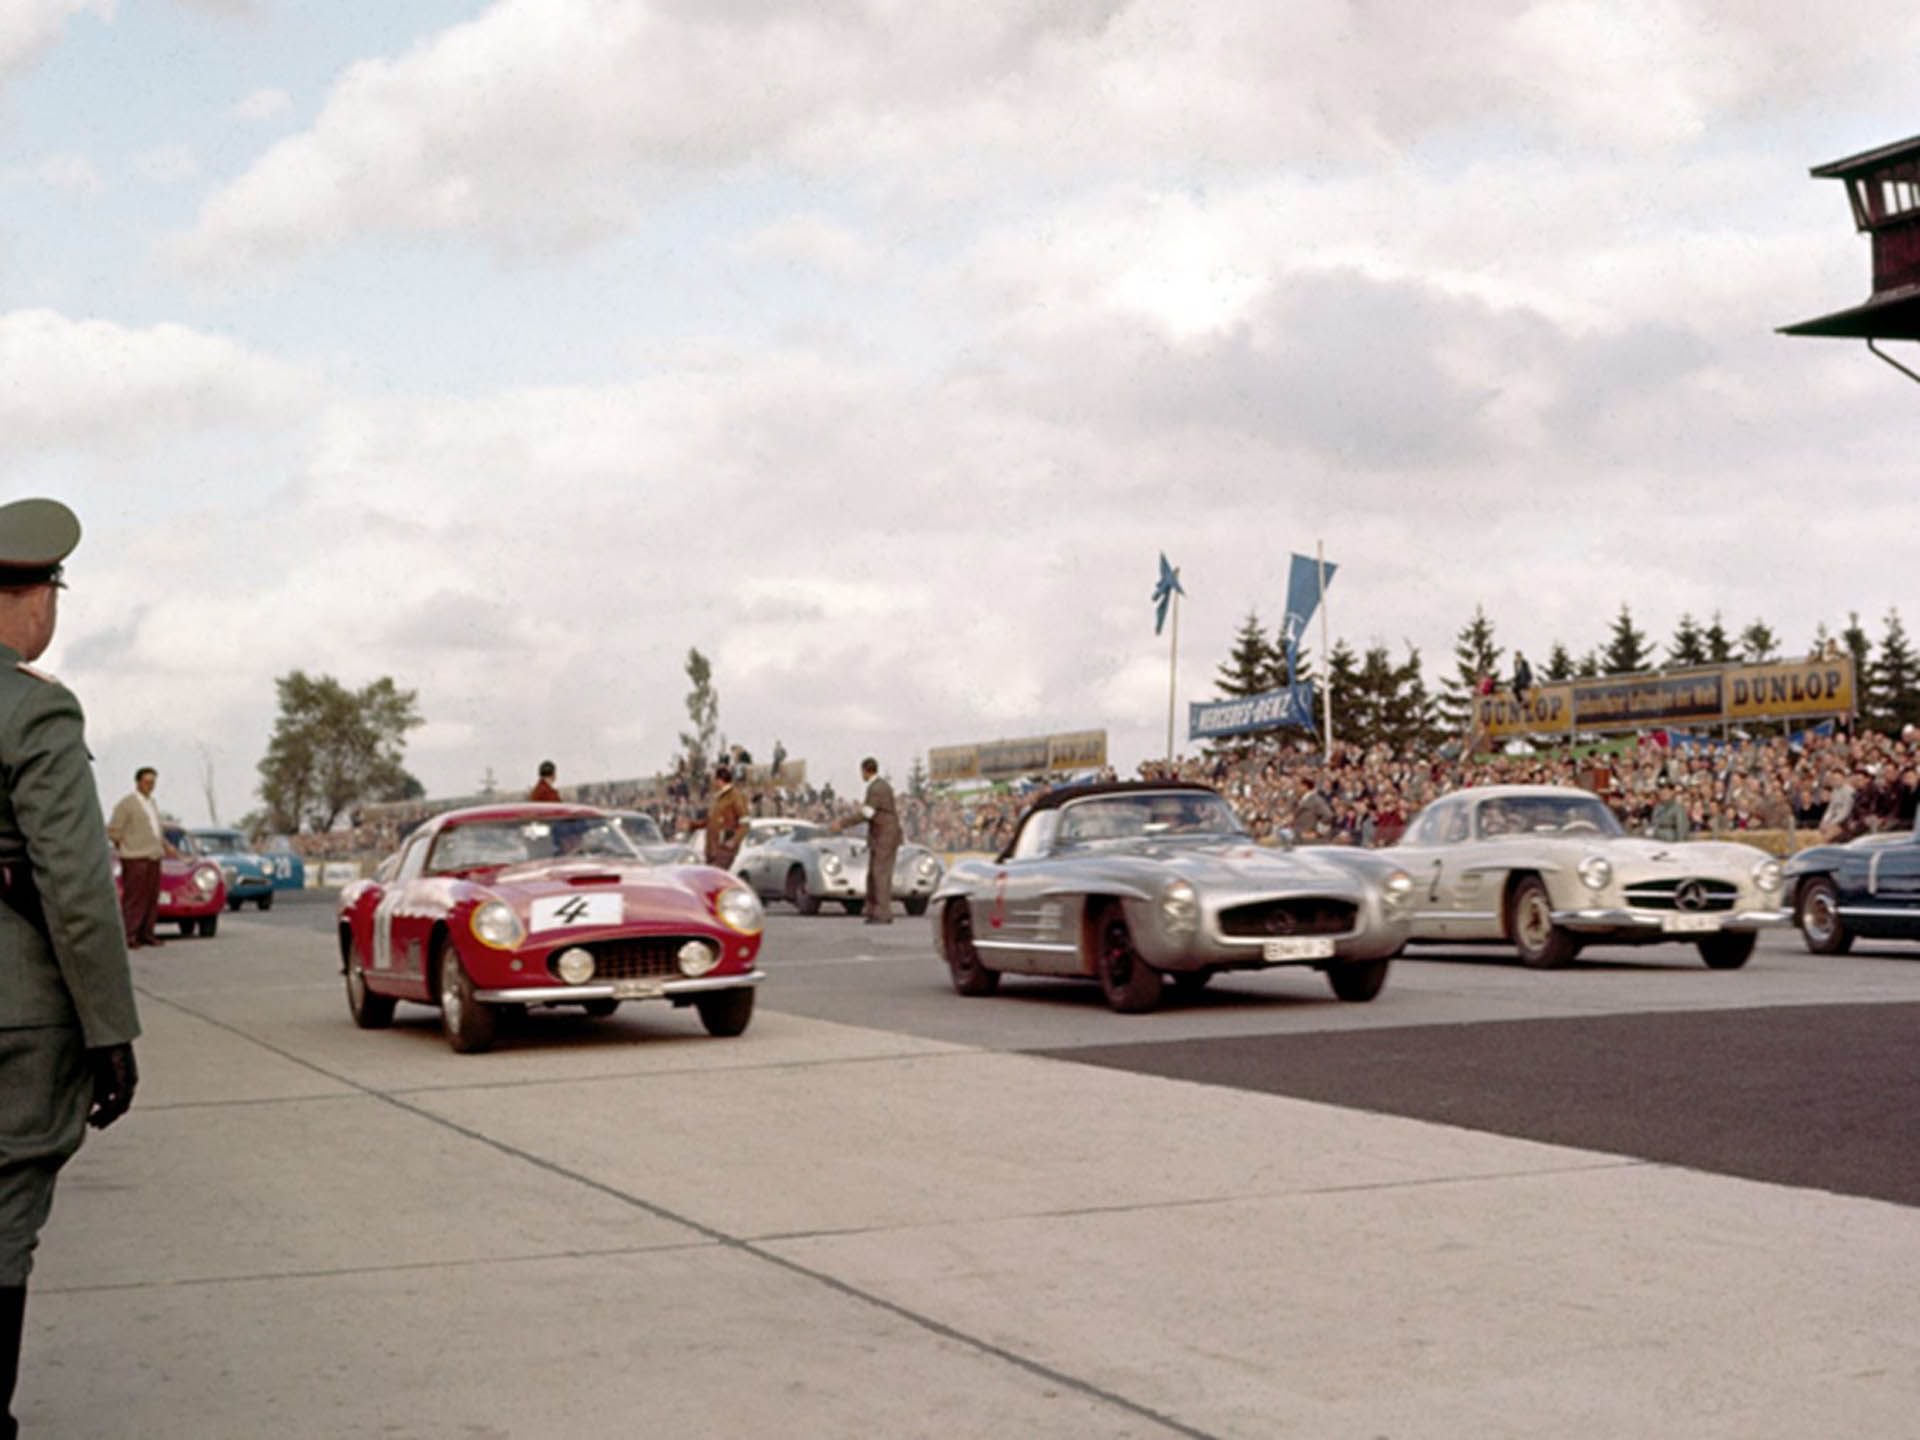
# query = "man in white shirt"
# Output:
<box><xmin>106</xmin><ymin>768</ymin><xmax>177</xmax><ymax>948</ymax></box>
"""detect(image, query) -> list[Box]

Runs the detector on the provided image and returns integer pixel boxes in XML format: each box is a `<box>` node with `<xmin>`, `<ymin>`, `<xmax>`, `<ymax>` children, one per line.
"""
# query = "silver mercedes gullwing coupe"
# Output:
<box><xmin>930</xmin><ymin>781</ymin><xmax>1415</xmax><ymax>1012</ymax></box>
<box><xmin>1390</xmin><ymin>784</ymin><xmax>1789</xmax><ymax>969</ymax></box>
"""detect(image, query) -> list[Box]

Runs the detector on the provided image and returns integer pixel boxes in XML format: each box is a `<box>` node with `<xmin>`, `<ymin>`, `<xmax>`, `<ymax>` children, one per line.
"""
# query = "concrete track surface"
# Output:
<box><xmin>22</xmin><ymin>896</ymin><xmax>1920</xmax><ymax>1438</ymax></box>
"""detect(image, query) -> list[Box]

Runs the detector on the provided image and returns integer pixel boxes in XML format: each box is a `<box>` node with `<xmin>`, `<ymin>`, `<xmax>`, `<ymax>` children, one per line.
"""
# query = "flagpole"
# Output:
<box><xmin>1166</xmin><ymin>588</ymin><xmax>1180</xmax><ymax>764</ymax></box>
<box><xmin>1317</xmin><ymin>540</ymin><xmax>1332</xmax><ymax>763</ymax></box>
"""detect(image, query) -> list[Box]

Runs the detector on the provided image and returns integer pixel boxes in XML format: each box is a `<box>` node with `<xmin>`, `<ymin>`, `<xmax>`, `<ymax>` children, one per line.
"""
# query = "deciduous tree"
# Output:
<box><xmin>256</xmin><ymin>671</ymin><xmax>422</xmax><ymax>833</ymax></box>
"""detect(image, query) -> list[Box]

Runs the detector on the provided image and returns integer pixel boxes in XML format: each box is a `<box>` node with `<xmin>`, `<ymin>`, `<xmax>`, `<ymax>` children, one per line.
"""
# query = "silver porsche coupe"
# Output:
<box><xmin>733</xmin><ymin>817</ymin><xmax>944</xmax><ymax>916</ymax></box>
<box><xmin>929</xmin><ymin>781</ymin><xmax>1415</xmax><ymax>1012</ymax></box>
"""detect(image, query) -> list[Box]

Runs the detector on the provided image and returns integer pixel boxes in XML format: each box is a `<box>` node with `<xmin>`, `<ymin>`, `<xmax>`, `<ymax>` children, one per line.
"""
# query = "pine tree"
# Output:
<box><xmin>1576</xmin><ymin>650</ymin><xmax>1601</xmax><ymax>678</ymax></box>
<box><xmin>1871</xmin><ymin>608</ymin><xmax>1920</xmax><ymax>735</ymax></box>
<box><xmin>1439</xmin><ymin>606</ymin><xmax>1502</xmax><ymax>732</ymax></box>
<box><xmin>1321</xmin><ymin>640</ymin><xmax>1361</xmax><ymax>745</ymax></box>
<box><xmin>1667</xmin><ymin>612</ymin><xmax>1708</xmax><ymax>668</ymax></box>
<box><xmin>1738</xmin><ymin>619</ymin><xmax>1778</xmax><ymax>663</ymax></box>
<box><xmin>1702</xmin><ymin>612</ymin><xmax>1734</xmax><ymax>664</ymax></box>
<box><xmin>1544</xmin><ymin>642</ymin><xmax>1574</xmax><ymax>682</ymax></box>
<box><xmin>1602</xmin><ymin>604</ymin><xmax>1653</xmax><ymax>674</ymax></box>
<box><xmin>1808</xmin><ymin>621</ymin><xmax>1833</xmax><ymax>660</ymax></box>
<box><xmin>1344</xmin><ymin>645</ymin><xmax>1396</xmax><ymax>747</ymax></box>
<box><xmin>1385</xmin><ymin>645</ymin><xmax>1441</xmax><ymax>751</ymax></box>
<box><xmin>1215</xmin><ymin>610</ymin><xmax>1274</xmax><ymax>697</ymax></box>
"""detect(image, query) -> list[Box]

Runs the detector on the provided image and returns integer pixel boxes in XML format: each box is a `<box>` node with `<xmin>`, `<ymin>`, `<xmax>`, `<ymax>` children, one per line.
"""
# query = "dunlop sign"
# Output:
<box><xmin>928</xmin><ymin>729</ymin><xmax>1108</xmax><ymax>782</ymax></box>
<box><xmin>1477</xmin><ymin>657</ymin><xmax>1855</xmax><ymax>740</ymax></box>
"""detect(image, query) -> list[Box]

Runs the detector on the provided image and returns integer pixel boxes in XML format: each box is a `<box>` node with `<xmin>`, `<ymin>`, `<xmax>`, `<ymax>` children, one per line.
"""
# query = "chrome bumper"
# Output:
<box><xmin>475</xmin><ymin>969</ymin><xmax>767</xmax><ymax>1004</ymax></box>
<box><xmin>1550</xmin><ymin>908</ymin><xmax>1791</xmax><ymax>934</ymax></box>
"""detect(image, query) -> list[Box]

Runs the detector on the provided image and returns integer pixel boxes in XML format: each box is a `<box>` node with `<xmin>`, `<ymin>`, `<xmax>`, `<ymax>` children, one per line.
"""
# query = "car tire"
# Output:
<box><xmin>227</xmin><ymin>897</ymin><xmax>241</xmax><ymax>912</ymax></box>
<box><xmin>903</xmin><ymin>895</ymin><xmax>928</xmax><ymax>917</ymax></box>
<box><xmin>1093</xmin><ymin>902</ymin><xmax>1163</xmax><ymax>1013</ymax></box>
<box><xmin>345</xmin><ymin>961</ymin><xmax>395</xmax><ymax>1029</ymax></box>
<box><xmin>942</xmin><ymin>900</ymin><xmax>1000</xmax><ymax>997</ymax></box>
<box><xmin>437</xmin><ymin>944</ymin><xmax>497</xmax><ymax>1054</ymax></box>
<box><xmin>1797</xmin><ymin>877</ymin><xmax>1852</xmax><ymax>955</ymax></box>
<box><xmin>1696</xmin><ymin>932</ymin><xmax>1756</xmax><ymax>970</ymax></box>
<box><xmin>843</xmin><ymin>899</ymin><xmax>865</xmax><ymax>917</ymax></box>
<box><xmin>259</xmin><ymin>891</ymin><xmax>274</xmax><ymax>911</ymax></box>
<box><xmin>786</xmin><ymin>868</ymin><xmax>819</xmax><ymax>916</ymax></box>
<box><xmin>177</xmin><ymin>920</ymin><xmax>195</xmax><ymax>937</ymax></box>
<box><xmin>198</xmin><ymin>914</ymin><xmax>219</xmax><ymax>938</ymax></box>
<box><xmin>581</xmin><ymin>999</ymin><xmax>620</xmax><ymax>1018</ymax></box>
<box><xmin>695</xmin><ymin>987</ymin><xmax>755</xmax><ymax>1037</ymax></box>
<box><xmin>1508</xmin><ymin>876</ymin><xmax>1576</xmax><ymax>968</ymax></box>
<box><xmin>1327</xmin><ymin>958</ymin><xmax>1390</xmax><ymax>1002</ymax></box>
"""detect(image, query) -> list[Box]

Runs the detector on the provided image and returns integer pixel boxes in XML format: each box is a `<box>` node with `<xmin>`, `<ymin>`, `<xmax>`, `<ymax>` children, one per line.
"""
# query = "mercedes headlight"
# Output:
<box><xmin>1159</xmin><ymin>879</ymin><xmax>1199</xmax><ymax>935</ymax></box>
<box><xmin>714</xmin><ymin>883</ymin><xmax>764</xmax><ymax>935</ymax></box>
<box><xmin>1577</xmin><ymin>855</ymin><xmax>1612</xmax><ymax>891</ymax></box>
<box><xmin>1382</xmin><ymin>868</ymin><xmax>1415</xmax><ymax>912</ymax></box>
<box><xmin>677</xmin><ymin>940</ymin><xmax>720</xmax><ymax>976</ymax></box>
<box><xmin>192</xmin><ymin>863</ymin><xmax>220</xmax><ymax>896</ymax></box>
<box><xmin>470</xmin><ymin>899</ymin><xmax>525</xmax><ymax>949</ymax></box>
<box><xmin>822</xmin><ymin>853</ymin><xmax>843</xmax><ymax>876</ymax></box>
<box><xmin>1753</xmin><ymin>857</ymin><xmax>1783</xmax><ymax>893</ymax></box>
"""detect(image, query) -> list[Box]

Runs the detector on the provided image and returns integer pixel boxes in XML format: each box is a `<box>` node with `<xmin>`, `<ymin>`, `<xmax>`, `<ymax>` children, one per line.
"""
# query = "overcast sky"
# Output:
<box><xmin>3</xmin><ymin>0</ymin><xmax>1916</xmax><ymax>825</ymax></box>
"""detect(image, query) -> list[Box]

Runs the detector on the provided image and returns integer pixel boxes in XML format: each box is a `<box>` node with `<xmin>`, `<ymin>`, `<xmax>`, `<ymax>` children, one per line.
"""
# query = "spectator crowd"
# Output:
<box><xmin>286</xmin><ymin>725</ymin><xmax>1918</xmax><ymax>865</ymax></box>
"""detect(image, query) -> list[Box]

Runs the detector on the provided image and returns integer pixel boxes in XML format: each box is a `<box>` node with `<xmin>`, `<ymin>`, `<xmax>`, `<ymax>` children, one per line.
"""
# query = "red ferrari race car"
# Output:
<box><xmin>337</xmin><ymin>803</ymin><xmax>766</xmax><ymax>1053</ymax></box>
<box><xmin>113</xmin><ymin>827</ymin><xmax>227</xmax><ymax>938</ymax></box>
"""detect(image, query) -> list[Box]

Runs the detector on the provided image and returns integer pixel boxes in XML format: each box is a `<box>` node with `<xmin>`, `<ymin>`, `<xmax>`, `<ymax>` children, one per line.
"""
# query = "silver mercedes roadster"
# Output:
<box><xmin>929</xmin><ymin>781</ymin><xmax>1414</xmax><ymax>1012</ymax></box>
<box><xmin>734</xmin><ymin>817</ymin><xmax>944</xmax><ymax>916</ymax></box>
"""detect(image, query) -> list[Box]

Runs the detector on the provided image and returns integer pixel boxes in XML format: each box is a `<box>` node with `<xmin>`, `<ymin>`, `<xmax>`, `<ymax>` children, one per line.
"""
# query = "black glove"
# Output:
<box><xmin>86</xmin><ymin>1043</ymin><xmax>138</xmax><ymax>1130</ymax></box>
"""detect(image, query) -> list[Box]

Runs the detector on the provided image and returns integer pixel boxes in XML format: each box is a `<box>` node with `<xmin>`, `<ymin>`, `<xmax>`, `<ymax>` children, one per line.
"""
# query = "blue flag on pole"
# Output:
<box><xmin>1152</xmin><ymin>553</ymin><xmax>1185</xmax><ymax>636</ymax></box>
<box><xmin>1281</xmin><ymin>551</ymin><xmax>1336</xmax><ymax>673</ymax></box>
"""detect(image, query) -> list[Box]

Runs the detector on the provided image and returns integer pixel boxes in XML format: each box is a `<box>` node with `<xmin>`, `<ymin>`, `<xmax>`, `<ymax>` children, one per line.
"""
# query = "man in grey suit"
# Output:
<box><xmin>0</xmin><ymin>499</ymin><xmax>141</xmax><ymax>1438</ymax></box>
<box><xmin>837</xmin><ymin>757</ymin><xmax>901</xmax><ymax>925</ymax></box>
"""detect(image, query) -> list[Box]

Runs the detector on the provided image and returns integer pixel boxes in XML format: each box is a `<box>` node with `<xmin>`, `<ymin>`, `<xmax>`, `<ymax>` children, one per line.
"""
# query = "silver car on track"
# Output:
<box><xmin>1391</xmin><ymin>784</ymin><xmax>1788</xmax><ymax>969</ymax></box>
<box><xmin>734</xmin><ymin>816</ymin><xmax>944</xmax><ymax>916</ymax></box>
<box><xmin>930</xmin><ymin>781</ymin><xmax>1414</xmax><ymax>1012</ymax></box>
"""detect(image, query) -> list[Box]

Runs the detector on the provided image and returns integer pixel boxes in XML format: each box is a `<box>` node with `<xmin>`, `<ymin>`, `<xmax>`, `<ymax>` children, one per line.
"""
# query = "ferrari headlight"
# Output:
<box><xmin>192</xmin><ymin>863</ymin><xmax>220</xmax><ymax>896</ymax></box>
<box><xmin>677</xmin><ymin>940</ymin><xmax>720</xmax><ymax>976</ymax></box>
<box><xmin>1159</xmin><ymin>879</ymin><xmax>1199</xmax><ymax>934</ymax></box>
<box><xmin>555</xmin><ymin>947</ymin><xmax>595</xmax><ymax>984</ymax></box>
<box><xmin>822</xmin><ymin>853</ymin><xmax>843</xmax><ymax>876</ymax></box>
<box><xmin>1577</xmin><ymin>855</ymin><xmax>1612</xmax><ymax>891</ymax></box>
<box><xmin>1753</xmin><ymin>857</ymin><xmax>1782</xmax><ymax>893</ymax></box>
<box><xmin>1382</xmin><ymin>868</ymin><xmax>1415</xmax><ymax>912</ymax></box>
<box><xmin>714</xmin><ymin>883</ymin><xmax>764</xmax><ymax>935</ymax></box>
<box><xmin>470</xmin><ymin>899</ymin><xmax>524</xmax><ymax>949</ymax></box>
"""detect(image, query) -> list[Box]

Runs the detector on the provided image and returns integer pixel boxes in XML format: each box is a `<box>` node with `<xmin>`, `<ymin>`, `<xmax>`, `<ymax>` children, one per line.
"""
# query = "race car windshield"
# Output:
<box><xmin>1055</xmin><ymin>792</ymin><xmax>1248</xmax><ymax>845</ymax></box>
<box><xmin>613</xmin><ymin>813</ymin><xmax>665</xmax><ymax>844</ymax></box>
<box><xmin>196</xmin><ymin>831</ymin><xmax>245</xmax><ymax>851</ymax></box>
<box><xmin>427</xmin><ymin>818</ymin><xmax>639</xmax><ymax>873</ymax></box>
<box><xmin>1475</xmin><ymin>795</ymin><xmax>1624</xmax><ymax>838</ymax></box>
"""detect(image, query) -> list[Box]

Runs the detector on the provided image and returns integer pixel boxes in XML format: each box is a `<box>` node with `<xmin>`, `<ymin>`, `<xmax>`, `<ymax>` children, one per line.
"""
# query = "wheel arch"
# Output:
<box><xmin>1499</xmin><ymin>868</ymin><xmax>1542</xmax><ymax>938</ymax></box>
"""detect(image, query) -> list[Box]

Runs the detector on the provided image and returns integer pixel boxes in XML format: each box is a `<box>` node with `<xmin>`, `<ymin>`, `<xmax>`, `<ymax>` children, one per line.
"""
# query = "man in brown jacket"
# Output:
<box><xmin>704</xmin><ymin>764</ymin><xmax>749</xmax><ymax>870</ymax></box>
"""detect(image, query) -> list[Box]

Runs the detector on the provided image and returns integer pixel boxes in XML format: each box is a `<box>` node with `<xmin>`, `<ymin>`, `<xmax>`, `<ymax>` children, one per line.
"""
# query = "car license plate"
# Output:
<box><xmin>1263</xmin><ymin>936</ymin><xmax>1335</xmax><ymax>961</ymax></box>
<box><xmin>1661</xmin><ymin>914</ymin><xmax>1721</xmax><ymax>933</ymax></box>
<box><xmin>611</xmin><ymin>978</ymin><xmax>667</xmax><ymax>1000</ymax></box>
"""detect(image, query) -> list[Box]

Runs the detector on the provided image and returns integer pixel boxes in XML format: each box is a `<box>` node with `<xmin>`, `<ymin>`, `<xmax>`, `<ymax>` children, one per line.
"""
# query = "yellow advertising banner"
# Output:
<box><xmin>929</xmin><ymin>730</ymin><xmax>1108</xmax><ymax>782</ymax></box>
<box><xmin>1476</xmin><ymin>657</ymin><xmax>1855</xmax><ymax>740</ymax></box>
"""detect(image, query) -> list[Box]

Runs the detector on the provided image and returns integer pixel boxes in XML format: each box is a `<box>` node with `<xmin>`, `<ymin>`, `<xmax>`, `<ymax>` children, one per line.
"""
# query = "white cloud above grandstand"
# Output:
<box><xmin>3</xmin><ymin>0</ymin><xmax>1919</xmax><ymax>821</ymax></box>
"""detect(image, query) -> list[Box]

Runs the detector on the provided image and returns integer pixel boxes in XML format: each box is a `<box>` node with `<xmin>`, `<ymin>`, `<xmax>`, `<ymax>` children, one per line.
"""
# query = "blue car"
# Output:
<box><xmin>1785</xmin><ymin>815</ymin><xmax>1920</xmax><ymax>953</ymax></box>
<box><xmin>258</xmin><ymin>837</ymin><xmax>307</xmax><ymax>892</ymax></box>
<box><xmin>189</xmin><ymin>828</ymin><xmax>277</xmax><ymax>911</ymax></box>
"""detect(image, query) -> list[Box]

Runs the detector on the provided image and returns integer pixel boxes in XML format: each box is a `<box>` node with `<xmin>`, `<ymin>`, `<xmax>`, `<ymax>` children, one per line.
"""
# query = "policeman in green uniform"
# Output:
<box><xmin>0</xmin><ymin>499</ymin><xmax>139</xmax><ymax>1439</ymax></box>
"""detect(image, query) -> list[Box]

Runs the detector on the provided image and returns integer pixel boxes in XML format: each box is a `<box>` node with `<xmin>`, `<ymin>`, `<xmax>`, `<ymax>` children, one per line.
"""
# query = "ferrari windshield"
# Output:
<box><xmin>427</xmin><ymin>816</ymin><xmax>638</xmax><ymax>872</ymax></box>
<box><xmin>1055</xmin><ymin>791</ymin><xmax>1248</xmax><ymax>846</ymax></box>
<box><xmin>1474</xmin><ymin>794</ymin><xmax>1623</xmax><ymax>838</ymax></box>
<box><xmin>611</xmin><ymin>813</ymin><xmax>665</xmax><ymax>845</ymax></box>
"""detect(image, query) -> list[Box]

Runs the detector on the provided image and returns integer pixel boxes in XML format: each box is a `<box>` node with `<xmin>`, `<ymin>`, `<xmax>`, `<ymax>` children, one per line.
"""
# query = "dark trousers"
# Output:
<box><xmin>118</xmin><ymin>858</ymin><xmax>160</xmax><ymax>946</ymax></box>
<box><xmin>0</xmin><ymin>1284</ymin><xmax>21</xmax><ymax>1440</ymax></box>
<box><xmin>866</xmin><ymin>835</ymin><xmax>899</xmax><ymax>920</ymax></box>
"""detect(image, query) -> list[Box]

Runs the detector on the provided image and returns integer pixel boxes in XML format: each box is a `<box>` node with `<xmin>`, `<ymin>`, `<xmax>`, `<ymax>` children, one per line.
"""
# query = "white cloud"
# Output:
<box><xmin>134</xmin><ymin>143</ymin><xmax>197</xmax><ymax>184</ymax></box>
<box><xmin>734</xmin><ymin>214</ymin><xmax>883</xmax><ymax>279</ymax></box>
<box><xmin>0</xmin><ymin>0</ymin><xmax>110</xmax><ymax>88</ymax></box>
<box><xmin>0</xmin><ymin>309</ymin><xmax>314</xmax><ymax>452</ymax></box>
<box><xmin>32</xmin><ymin>151</ymin><xmax>103</xmax><ymax>196</ymax></box>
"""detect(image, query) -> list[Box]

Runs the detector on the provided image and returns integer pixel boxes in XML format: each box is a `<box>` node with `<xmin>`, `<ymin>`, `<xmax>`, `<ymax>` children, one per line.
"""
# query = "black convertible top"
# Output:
<box><xmin>998</xmin><ymin>780</ymin><xmax>1222</xmax><ymax>861</ymax></box>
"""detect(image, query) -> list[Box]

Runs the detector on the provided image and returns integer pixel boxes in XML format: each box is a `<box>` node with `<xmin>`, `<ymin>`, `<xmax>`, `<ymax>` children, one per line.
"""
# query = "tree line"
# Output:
<box><xmin>1213</xmin><ymin>603</ymin><xmax>1920</xmax><ymax>751</ymax></box>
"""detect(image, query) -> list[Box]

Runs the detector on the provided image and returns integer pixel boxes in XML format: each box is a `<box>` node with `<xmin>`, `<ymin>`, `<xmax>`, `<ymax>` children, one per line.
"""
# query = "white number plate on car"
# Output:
<box><xmin>530</xmin><ymin>893</ymin><xmax>623</xmax><ymax>932</ymax></box>
<box><xmin>611</xmin><ymin>978</ymin><xmax>667</xmax><ymax>1000</ymax></box>
<box><xmin>1661</xmin><ymin>914</ymin><xmax>1722</xmax><ymax>933</ymax></box>
<box><xmin>1263</xmin><ymin>936</ymin><xmax>1336</xmax><ymax>961</ymax></box>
